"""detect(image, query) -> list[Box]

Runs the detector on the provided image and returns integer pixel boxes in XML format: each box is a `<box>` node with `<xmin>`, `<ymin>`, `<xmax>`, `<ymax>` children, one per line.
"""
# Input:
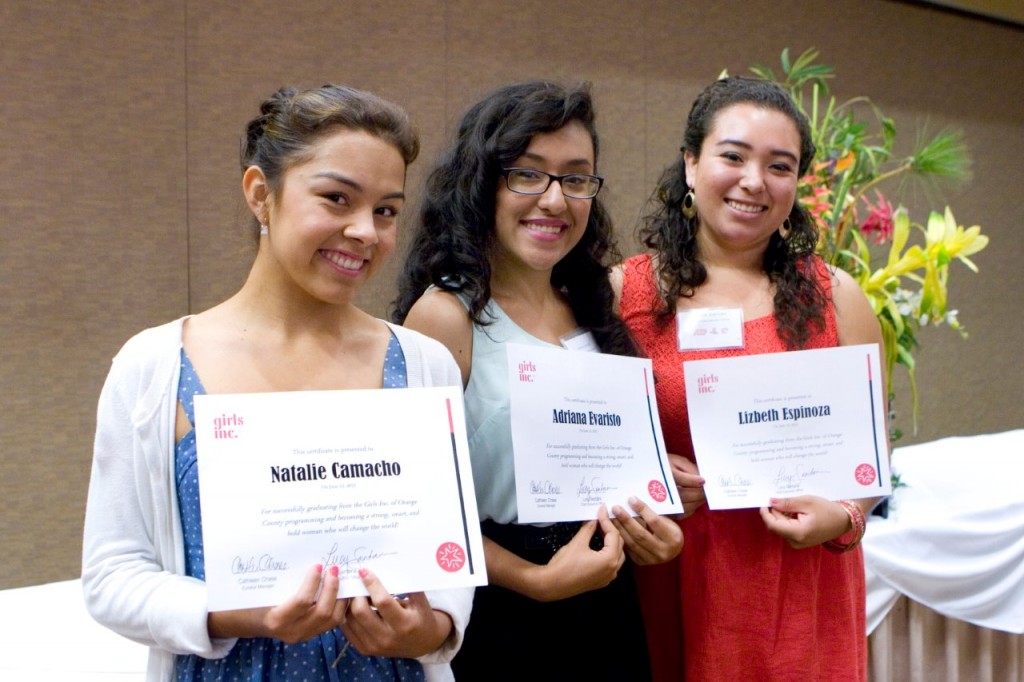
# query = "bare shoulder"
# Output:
<box><xmin>827</xmin><ymin>265</ymin><xmax>882</xmax><ymax>347</ymax></box>
<box><xmin>402</xmin><ymin>289</ymin><xmax>473</xmax><ymax>384</ymax></box>
<box><xmin>403</xmin><ymin>289</ymin><xmax>469</xmax><ymax>333</ymax></box>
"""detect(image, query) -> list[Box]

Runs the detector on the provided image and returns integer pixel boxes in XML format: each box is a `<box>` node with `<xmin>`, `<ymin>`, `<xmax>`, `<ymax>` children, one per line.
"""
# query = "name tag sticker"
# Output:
<box><xmin>676</xmin><ymin>308</ymin><xmax>744</xmax><ymax>351</ymax></box>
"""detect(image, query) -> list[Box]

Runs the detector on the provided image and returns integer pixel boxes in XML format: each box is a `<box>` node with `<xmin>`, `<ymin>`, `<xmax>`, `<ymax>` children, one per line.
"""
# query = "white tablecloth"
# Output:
<box><xmin>0</xmin><ymin>578</ymin><xmax>147</xmax><ymax>680</ymax></box>
<box><xmin>863</xmin><ymin>429</ymin><xmax>1024</xmax><ymax>635</ymax></box>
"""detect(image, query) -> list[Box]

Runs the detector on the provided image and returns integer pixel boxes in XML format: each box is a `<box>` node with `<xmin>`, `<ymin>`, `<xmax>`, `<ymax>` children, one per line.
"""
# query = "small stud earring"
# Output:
<box><xmin>260</xmin><ymin>224</ymin><xmax>269</xmax><ymax>236</ymax></box>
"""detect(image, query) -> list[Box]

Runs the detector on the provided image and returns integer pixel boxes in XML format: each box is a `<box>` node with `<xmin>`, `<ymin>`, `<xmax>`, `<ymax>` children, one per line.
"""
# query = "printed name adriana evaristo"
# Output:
<box><xmin>552</xmin><ymin>408</ymin><xmax>622</xmax><ymax>426</ymax></box>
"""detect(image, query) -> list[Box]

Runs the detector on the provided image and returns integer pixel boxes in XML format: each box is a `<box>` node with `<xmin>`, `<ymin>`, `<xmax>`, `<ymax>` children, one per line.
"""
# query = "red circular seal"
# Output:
<box><xmin>854</xmin><ymin>463</ymin><xmax>877</xmax><ymax>486</ymax></box>
<box><xmin>435</xmin><ymin>542</ymin><xmax>466</xmax><ymax>573</ymax></box>
<box><xmin>648</xmin><ymin>480</ymin><xmax>668</xmax><ymax>503</ymax></box>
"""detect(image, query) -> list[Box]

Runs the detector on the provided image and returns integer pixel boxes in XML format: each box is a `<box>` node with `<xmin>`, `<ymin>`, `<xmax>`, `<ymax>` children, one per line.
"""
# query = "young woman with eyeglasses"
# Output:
<box><xmin>392</xmin><ymin>81</ymin><xmax>683</xmax><ymax>680</ymax></box>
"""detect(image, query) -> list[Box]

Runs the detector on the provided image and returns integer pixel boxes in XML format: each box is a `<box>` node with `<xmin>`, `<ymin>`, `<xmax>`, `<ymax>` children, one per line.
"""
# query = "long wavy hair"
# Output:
<box><xmin>637</xmin><ymin>76</ymin><xmax>828</xmax><ymax>349</ymax></box>
<box><xmin>391</xmin><ymin>80</ymin><xmax>637</xmax><ymax>356</ymax></box>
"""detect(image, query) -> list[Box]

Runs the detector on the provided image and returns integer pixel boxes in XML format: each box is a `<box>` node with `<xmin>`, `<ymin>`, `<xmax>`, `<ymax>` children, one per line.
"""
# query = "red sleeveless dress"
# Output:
<box><xmin>620</xmin><ymin>254</ymin><xmax>867</xmax><ymax>682</ymax></box>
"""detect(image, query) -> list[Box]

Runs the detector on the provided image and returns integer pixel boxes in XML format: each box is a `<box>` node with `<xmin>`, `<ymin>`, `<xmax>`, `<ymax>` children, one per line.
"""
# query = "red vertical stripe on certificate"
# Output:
<box><xmin>445</xmin><ymin>398</ymin><xmax>476</xmax><ymax>573</ymax></box>
<box><xmin>866</xmin><ymin>353</ymin><xmax>883</xmax><ymax>488</ymax></box>
<box><xmin>644</xmin><ymin>367</ymin><xmax>675</xmax><ymax>505</ymax></box>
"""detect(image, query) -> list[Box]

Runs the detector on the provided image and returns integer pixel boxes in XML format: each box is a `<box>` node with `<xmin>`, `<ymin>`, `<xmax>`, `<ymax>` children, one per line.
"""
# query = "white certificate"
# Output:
<box><xmin>194</xmin><ymin>386</ymin><xmax>486</xmax><ymax>611</ymax></box>
<box><xmin>507</xmin><ymin>343</ymin><xmax>681</xmax><ymax>522</ymax></box>
<box><xmin>683</xmin><ymin>344</ymin><xmax>892</xmax><ymax>509</ymax></box>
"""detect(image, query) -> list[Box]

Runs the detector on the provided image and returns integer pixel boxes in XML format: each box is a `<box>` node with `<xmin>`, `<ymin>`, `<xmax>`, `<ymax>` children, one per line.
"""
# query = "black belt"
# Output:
<box><xmin>481</xmin><ymin>519</ymin><xmax>604</xmax><ymax>560</ymax></box>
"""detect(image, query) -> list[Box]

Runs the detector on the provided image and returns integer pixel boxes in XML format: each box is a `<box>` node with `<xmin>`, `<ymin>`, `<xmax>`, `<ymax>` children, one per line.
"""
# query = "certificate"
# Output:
<box><xmin>683</xmin><ymin>344</ymin><xmax>892</xmax><ymax>510</ymax></box>
<box><xmin>507</xmin><ymin>342</ymin><xmax>681</xmax><ymax>523</ymax></box>
<box><xmin>194</xmin><ymin>386</ymin><xmax>486</xmax><ymax>611</ymax></box>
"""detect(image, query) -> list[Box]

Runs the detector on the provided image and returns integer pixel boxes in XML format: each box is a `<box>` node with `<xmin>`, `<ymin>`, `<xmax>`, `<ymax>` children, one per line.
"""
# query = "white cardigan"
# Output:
<box><xmin>81</xmin><ymin>317</ymin><xmax>473</xmax><ymax>681</ymax></box>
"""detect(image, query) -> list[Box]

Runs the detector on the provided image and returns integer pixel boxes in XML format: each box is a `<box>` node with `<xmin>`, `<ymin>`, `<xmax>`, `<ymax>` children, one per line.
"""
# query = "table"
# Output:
<box><xmin>863</xmin><ymin>429</ymin><xmax>1024</xmax><ymax>681</ymax></box>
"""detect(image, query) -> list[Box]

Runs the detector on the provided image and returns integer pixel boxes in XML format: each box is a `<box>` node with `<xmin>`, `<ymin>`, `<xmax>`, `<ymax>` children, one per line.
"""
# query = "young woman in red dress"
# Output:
<box><xmin>612</xmin><ymin>76</ymin><xmax>884</xmax><ymax>682</ymax></box>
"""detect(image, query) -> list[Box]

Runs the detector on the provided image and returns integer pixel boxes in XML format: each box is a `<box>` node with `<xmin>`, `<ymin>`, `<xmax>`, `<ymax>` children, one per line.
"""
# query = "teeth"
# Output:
<box><xmin>322</xmin><ymin>251</ymin><xmax>365</xmax><ymax>269</ymax></box>
<box><xmin>725</xmin><ymin>200</ymin><xmax>764</xmax><ymax>214</ymax></box>
<box><xmin>527</xmin><ymin>224</ymin><xmax>563</xmax><ymax>234</ymax></box>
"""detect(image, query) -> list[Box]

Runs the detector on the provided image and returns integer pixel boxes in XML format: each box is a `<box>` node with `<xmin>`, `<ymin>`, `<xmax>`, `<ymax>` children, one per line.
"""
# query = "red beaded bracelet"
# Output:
<box><xmin>823</xmin><ymin>500</ymin><xmax>866</xmax><ymax>553</ymax></box>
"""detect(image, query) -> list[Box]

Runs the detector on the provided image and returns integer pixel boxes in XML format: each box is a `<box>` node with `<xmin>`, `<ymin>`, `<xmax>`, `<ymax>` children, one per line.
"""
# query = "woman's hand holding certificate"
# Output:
<box><xmin>341</xmin><ymin>568</ymin><xmax>453</xmax><ymax>658</ymax></box>
<box><xmin>610</xmin><ymin>495</ymin><xmax>686</xmax><ymax>564</ymax></box>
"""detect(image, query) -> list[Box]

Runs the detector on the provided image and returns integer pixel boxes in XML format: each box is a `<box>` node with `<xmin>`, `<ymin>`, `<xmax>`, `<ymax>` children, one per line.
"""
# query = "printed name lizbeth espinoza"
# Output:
<box><xmin>738</xmin><ymin>404</ymin><xmax>832</xmax><ymax>425</ymax></box>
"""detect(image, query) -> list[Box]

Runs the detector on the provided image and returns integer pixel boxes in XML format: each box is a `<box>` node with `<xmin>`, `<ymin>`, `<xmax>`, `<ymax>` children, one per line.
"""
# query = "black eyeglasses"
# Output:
<box><xmin>501</xmin><ymin>168</ymin><xmax>604</xmax><ymax>199</ymax></box>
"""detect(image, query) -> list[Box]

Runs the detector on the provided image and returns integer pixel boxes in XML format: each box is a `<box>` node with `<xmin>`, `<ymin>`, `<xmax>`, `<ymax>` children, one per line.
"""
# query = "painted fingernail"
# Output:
<box><xmin>330</xmin><ymin>565</ymin><xmax>339</xmax><ymax>577</ymax></box>
<box><xmin>316</xmin><ymin>563</ymin><xmax>324</xmax><ymax>573</ymax></box>
<box><xmin>358</xmin><ymin>568</ymin><xmax>368</xmax><ymax>579</ymax></box>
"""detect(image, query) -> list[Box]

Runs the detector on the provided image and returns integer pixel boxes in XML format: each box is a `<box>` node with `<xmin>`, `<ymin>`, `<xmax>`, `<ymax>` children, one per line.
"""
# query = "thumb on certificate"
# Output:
<box><xmin>766</xmin><ymin>495</ymin><xmax>816</xmax><ymax>516</ymax></box>
<box><xmin>354</xmin><ymin>567</ymin><xmax>393</xmax><ymax>607</ymax></box>
<box><xmin>596</xmin><ymin>504</ymin><xmax>618</xmax><ymax>536</ymax></box>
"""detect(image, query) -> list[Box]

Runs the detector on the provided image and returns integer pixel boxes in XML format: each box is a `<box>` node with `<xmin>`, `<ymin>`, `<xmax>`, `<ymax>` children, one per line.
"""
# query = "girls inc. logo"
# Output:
<box><xmin>212</xmin><ymin>413</ymin><xmax>244</xmax><ymax>440</ymax></box>
<box><xmin>696</xmin><ymin>372</ymin><xmax>719</xmax><ymax>394</ymax></box>
<box><xmin>517</xmin><ymin>360</ymin><xmax>537</xmax><ymax>383</ymax></box>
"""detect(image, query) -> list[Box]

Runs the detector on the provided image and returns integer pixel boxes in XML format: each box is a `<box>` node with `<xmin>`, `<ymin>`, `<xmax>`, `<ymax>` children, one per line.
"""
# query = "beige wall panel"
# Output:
<box><xmin>183</xmin><ymin>0</ymin><xmax>447</xmax><ymax>320</ymax></box>
<box><xmin>440</xmin><ymin>0</ymin><xmax>649</xmax><ymax>264</ymax></box>
<box><xmin>1</xmin><ymin>3</ymin><xmax>188</xmax><ymax>588</ymax></box>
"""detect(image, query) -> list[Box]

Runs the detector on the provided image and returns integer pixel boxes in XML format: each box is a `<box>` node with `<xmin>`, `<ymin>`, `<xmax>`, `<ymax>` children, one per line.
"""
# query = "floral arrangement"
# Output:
<box><xmin>749</xmin><ymin>48</ymin><xmax>989</xmax><ymax>438</ymax></box>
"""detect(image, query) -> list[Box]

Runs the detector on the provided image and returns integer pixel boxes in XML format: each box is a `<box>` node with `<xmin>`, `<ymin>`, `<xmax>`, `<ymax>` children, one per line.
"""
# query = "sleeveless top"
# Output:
<box><xmin>462</xmin><ymin>298</ymin><xmax>562</xmax><ymax>524</ymax></box>
<box><xmin>173</xmin><ymin>332</ymin><xmax>426</xmax><ymax>681</ymax></box>
<box><xmin>620</xmin><ymin>254</ymin><xmax>867</xmax><ymax>682</ymax></box>
<box><xmin>449</xmin><ymin>295</ymin><xmax>653</xmax><ymax>682</ymax></box>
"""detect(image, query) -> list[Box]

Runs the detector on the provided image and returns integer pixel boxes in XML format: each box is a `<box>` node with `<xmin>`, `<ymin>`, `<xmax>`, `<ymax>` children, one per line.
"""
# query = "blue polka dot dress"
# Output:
<box><xmin>174</xmin><ymin>332</ymin><xmax>425</xmax><ymax>681</ymax></box>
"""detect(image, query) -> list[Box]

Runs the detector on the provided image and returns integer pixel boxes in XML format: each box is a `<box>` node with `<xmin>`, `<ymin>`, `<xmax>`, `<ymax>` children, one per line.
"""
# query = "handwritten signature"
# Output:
<box><xmin>717</xmin><ymin>473</ymin><xmax>752</xmax><ymax>488</ymax></box>
<box><xmin>231</xmin><ymin>554</ymin><xmax>289</xmax><ymax>575</ymax></box>
<box><xmin>530</xmin><ymin>480</ymin><xmax>562</xmax><ymax>495</ymax></box>
<box><xmin>773</xmin><ymin>464</ymin><xmax>828</xmax><ymax>490</ymax></box>
<box><xmin>322</xmin><ymin>542</ymin><xmax>398</xmax><ymax>571</ymax></box>
<box><xmin>576</xmin><ymin>477</ymin><xmax>615</xmax><ymax>498</ymax></box>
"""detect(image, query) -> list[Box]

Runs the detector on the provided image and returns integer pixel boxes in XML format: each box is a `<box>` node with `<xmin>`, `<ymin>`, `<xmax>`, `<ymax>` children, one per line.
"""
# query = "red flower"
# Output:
<box><xmin>859</xmin><ymin>191</ymin><xmax>895</xmax><ymax>244</ymax></box>
<box><xmin>799</xmin><ymin>178</ymin><xmax>833</xmax><ymax>232</ymax></box>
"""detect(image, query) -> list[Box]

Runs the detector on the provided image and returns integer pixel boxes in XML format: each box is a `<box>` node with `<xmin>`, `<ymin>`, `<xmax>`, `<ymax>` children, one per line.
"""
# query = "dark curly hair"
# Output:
<box><xmin>240</xmin><ymin>83</ymin><xmax>418</xmax><ymax>238</ymax></box>
<box><xmin>637</xmin><ymin>76</ymin><xmax>828</xmax><ymax>349</ymax></box>
<box><xmin>391</xmin><ymin>80</ymin><xmax>637</xmax><ymax>357</ymax></box>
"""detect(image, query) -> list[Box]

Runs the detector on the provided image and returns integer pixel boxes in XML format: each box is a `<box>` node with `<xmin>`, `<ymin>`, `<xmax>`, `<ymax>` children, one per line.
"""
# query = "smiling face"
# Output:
<box><xmin>684</xmin><ymin>102</ymin><xmax>801</xmax><ymax>256</ymax></box>
<box><xmin>491</xmin><ymin>120</ymin><xmax>595</xmax><ymax>277</ymax></box>
<box><xmin>256</xmin><ymin>128</ymin><xmax>406</xmax><ymax>304</ymax></box>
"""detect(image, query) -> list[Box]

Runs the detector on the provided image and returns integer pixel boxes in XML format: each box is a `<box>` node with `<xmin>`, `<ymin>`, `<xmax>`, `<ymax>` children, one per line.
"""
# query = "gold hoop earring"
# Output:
<box><xmin>778</xmin><ymin>219</ymin><xmax>792</xmax><ymax>240</ymax></box>
<box><xmin>681</xmin><ymin>189</ymin><xmax>697</xmax><ymax>220</ymax></box>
